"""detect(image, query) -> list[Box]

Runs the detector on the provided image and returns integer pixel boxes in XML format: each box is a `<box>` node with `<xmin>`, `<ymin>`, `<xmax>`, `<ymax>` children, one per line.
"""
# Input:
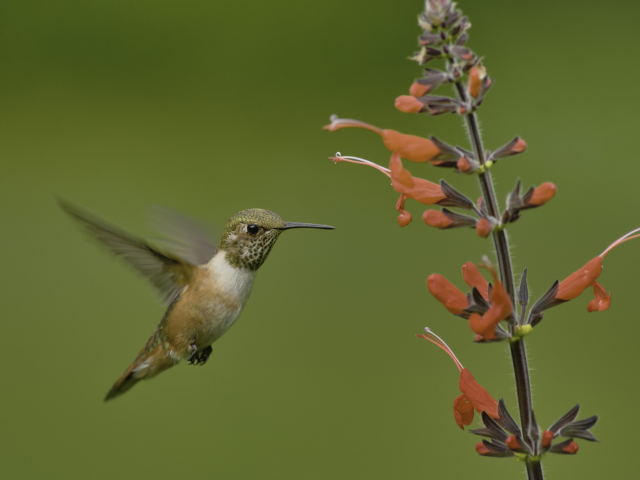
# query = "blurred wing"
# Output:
<box><xmin>148</xmin><ymin>205</ymin><xmax>217</xmax><ymax>266</ymax></box>
<box><xmin>59</xmin><ymin>200</ymin><xmax>196</xmax><ymax>306</ymax></box>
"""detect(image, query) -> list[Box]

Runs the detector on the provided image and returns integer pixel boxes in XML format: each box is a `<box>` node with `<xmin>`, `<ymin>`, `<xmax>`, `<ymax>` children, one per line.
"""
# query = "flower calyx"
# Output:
<box><xmin>471</xmin><ymin>399</ymin><xmax>530</xmax><ymax>457</ymax></box>
<box><xmin>489</xmin><ymin>136</ymin><xmax>528</xmax><ymax>162</ymax></box>
<box><xmin>539</xmin><ymin>404</ymin><xmax>598</xmax><ymax>455</ymax></box>
<box><xmin>502</xmin><ymin>179</ymin><xmax>557</xmax><ymax>224</ymax></box>
<box><xmin>409</xmin><ymin>69</ymin><xmax>450</xmax><ymax>97</ymax></box>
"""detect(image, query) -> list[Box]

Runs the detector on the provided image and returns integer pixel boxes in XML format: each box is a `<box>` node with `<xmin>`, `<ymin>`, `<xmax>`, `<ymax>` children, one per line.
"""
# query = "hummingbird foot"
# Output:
<box><xmin>188</xmin><ymin>345</ymin><xmax>212</xmax><ymax>366</ymax></box>
<box><xmin>188</xmin><ymin>344</ymin><xmax>200</xmax><ymax>365</ymax></box>
<box><xmin>198</xmin><ymin>346</ymin><xmax>212</xmax><ymax>366</ymax></box>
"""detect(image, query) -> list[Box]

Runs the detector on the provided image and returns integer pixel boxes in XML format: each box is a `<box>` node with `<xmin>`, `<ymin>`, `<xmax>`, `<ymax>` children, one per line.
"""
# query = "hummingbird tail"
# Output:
<box><xmin>104</xmin><ymin>344</ymin><xmax>177</xmax><ymax>402</ymax></box>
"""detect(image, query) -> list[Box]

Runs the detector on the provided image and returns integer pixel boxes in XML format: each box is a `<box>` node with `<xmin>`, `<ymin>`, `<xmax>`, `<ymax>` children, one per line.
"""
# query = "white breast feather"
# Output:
<box><xmin>202</xmin><ymin>251</ymin><xmax>257</xmax><ymax>342</ymax></box>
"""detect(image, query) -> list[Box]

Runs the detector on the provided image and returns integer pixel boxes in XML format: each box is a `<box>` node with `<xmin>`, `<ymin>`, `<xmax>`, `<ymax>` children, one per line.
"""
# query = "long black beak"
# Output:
<box><xmin>281</xmin><ymin>222</ymin><xmax>335</xmax><ymax>230</ymax></box>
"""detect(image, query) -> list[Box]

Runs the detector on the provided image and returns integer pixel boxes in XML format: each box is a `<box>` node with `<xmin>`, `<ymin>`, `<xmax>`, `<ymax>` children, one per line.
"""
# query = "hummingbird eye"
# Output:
<box><xmin>247</xmin><ymin>224</ymin><xmax>260</xmax><ymax>235</ymax></box>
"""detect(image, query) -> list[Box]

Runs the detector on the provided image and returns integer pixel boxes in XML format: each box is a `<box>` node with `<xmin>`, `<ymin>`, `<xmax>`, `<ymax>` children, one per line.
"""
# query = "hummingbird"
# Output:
<box><xmin>60</xmin><ymin>201</ymin><xmax>334</xmax><ymax>401</ymax></box>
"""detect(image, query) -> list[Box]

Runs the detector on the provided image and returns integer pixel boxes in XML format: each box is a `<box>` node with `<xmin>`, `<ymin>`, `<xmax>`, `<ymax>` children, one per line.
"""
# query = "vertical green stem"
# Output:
<box><xmin>453</xmin><ymin>82</ymin><xmax>540</xmax><ymax>474</ymax></box>
<box><xmin>526</xmin><ymin>459</ymin><xmax>544</xmax><ymax>480</ymax></box>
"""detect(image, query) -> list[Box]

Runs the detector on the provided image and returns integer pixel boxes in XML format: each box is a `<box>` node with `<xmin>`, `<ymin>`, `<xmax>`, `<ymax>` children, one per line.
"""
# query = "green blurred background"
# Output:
<box><xmin>2</xmin><ymin>0</ymin><xmax>639</xmax><ymax>478</ymax></box>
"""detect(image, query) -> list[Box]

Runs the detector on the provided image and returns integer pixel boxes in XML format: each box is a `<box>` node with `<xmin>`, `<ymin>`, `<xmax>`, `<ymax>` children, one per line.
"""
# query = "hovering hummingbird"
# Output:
<box><xmin>60</xmin><ymin>201</ymin><xmax>334</xmax><ymax>401</ymax></box>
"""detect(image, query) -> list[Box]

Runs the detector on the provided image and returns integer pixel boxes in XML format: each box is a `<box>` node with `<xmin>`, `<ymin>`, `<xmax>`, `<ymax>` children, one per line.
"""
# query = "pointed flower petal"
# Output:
<box><xmin>427</xmin><ymin>274</ymin><xmax>468</xmax><ymax>314</ymax></box>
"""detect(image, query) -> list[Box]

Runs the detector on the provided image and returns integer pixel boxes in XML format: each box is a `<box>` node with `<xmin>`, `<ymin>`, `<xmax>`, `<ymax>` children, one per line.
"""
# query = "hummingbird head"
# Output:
<box><xmin>219</xmin><ymin>209</ymin><xmax>334</xmax><ymax>270</ymax></box>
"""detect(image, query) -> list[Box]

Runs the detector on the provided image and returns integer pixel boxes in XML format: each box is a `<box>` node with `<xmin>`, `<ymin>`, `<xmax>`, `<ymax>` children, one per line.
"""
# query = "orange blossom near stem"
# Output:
<box><xmin>427</xmin><ymin>274</ymin><xmax>468</xmax><ymax>315</ymax></box>
<box><xmin>555</xmin><ymin>227</ymin><xmax>640</xmax><ymax>311</ymax></box>
<box><xmin>468</xmin><ymin>262</ymin><xmax>513</xmax><ymax>340</ymax></box>
<box><xmin>417</xmin><ymin>328</ymin><xmax>500</xmax><ymax>429</ymax></box>
<box><xmin>323</xmin><ymin>116</ymin><xmax>440</xmax><ymax>163</ymax></box>
<box><xmin>462</xmin><ymin>262</ymin><xmax>489</xmax><ymax>300</ymax></box>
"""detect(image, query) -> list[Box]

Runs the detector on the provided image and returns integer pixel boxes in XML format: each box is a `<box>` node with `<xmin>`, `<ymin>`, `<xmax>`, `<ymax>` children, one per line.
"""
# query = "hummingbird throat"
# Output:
<box><xmin>224</xmin><ymin>229</ymin><xmax>282</xmax><ymax>270</ymax></box>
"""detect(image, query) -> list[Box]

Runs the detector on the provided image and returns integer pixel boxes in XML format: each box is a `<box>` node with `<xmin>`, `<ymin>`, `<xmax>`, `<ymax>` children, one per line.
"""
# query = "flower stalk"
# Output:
<box><xmin>452</xmin><ymin>67</ymin><xmax>539</xmax><ymax>469</ymax></box>
<box><xmin>323</xmin><ymin>0</ymin><xmax>620</xmax><ymax>477</ymax></box>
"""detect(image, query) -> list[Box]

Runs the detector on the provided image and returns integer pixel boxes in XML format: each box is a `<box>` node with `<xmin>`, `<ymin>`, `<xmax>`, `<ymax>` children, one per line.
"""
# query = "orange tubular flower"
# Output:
<box><xmin>427</xmin><ymin>274</ymin><xmax>468</xmax><ymax>314</ymax></box>
<box><xmin>462</xmin><ymin>262</ymin><xmax>489</xmax><ymax>300</ymax></box>
<box><xmin>563</xmin><ymin>441</ymin><xmax>579</xmax><ymax>454</ymax></box>
<box><xmin>457</xmin><ymin>157</ymin><xmax>472</xmax><ymax>172</ymax></box>
<box><xmin>417</xmin><ymin>328</ymin><xmax>499</xmax><ymax>430</ymax></box>
<box><xmin>395</xmin><ymin>95</ymin><xmax>426</xmax><ymax>113</ymax></box>
<box><xmin>389</xmin><ymin>153</ymin><xmax>447</xmax><ymax>204</ymax></box>
<box><xmin>541</xmin><ymin>430</ymin><xmax>554</xmax><ymax>448</ymax></box>
<box><xmin>329</xmin><ymin>153</ymin><xmax>445</xmax><ymax>226</ymax></box>
<box><xmin>475</xmin><ymin>442</ymin><xmax>491</xmax><ymax>455</ymax></box>
<box><xmin>468</xmin><ymin>264</ymin><xmax>513</xmax><ymax>340</ymax></box>
<box><xmin>423</xmin><ymin>210</ymin><xmax>453</xmax><ymax>229</ymax></box>
<box><xmin>555</xmin><ymin>228</ymin><xmax>640</xmax><ymax>311</ymax></box>
<box><xmin>528</xmin><ymin>182</ymin><xmax>557</xmax><ymax>206</ymax></box>
<box><xmin>323</xmin><ymin>117</ymin><xmax>440</xmax><ymax>163</ymax></box>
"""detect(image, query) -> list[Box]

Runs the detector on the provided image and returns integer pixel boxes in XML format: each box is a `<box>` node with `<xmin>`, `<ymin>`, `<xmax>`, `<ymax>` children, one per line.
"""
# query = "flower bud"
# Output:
<box><xmin>541</xmin><ymin>430</ymin><xmax>554</xmax><ymax>448</ymax></box>
<box><xmin>491</xmin><ymin>137</ymin><xmax>527</xmax><ymax>160</ymax></box>
<box><xmin>410</xmin><ymin>81</ymin><xmax>430</xmax><ymax>97</ymax></box>
<box><xmin>423</xmin><ymin>210</ymin><xmax>453</xmax><ymax>229</ymax></box>
<box><xmin>468</xmin><ymin>66</ymin><xmax>482</xmax><ymax>98</ymax></box>
<box><xmin>505</xmin><ymin>435</ymin><xmax>522</xmax><ymax>450</ymax></box>
<box><xmin>475</xmin><ymin>442</ymin><xmax>491</xmax><ymax>455</ymax></box>
<box><xmin>457</xmin><ymin>156</ymin><xmax>473</xmax><ymax>172</ymax></box>
<box><xmin>528</xmin><ymin>182</ymin><xmax>556</xmax><ymax>206</ymax></box>
<box><xmin>563</xmin><ymin>441</ymin><xmax>579</xmax><ymax>454</ymax></box>
<box><xmin>475</xmin><ymin>218</ymin><xmax>492</xmax><ymax>237</ymax></box>
<box><xmin>395</xmin><ymin>95</ymin><xmax>426</xmax><ymax>113</ymax></box>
